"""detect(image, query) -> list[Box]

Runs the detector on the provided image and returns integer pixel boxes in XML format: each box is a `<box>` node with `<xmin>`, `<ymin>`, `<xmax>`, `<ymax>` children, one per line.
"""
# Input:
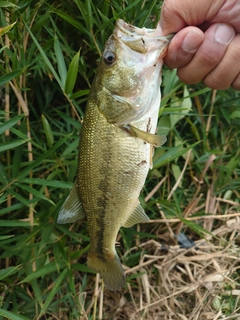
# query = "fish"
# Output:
<box><xmin>57</xmin><ymin>19</ymin><xmax>172</xmax><ymax>291</ymax></box>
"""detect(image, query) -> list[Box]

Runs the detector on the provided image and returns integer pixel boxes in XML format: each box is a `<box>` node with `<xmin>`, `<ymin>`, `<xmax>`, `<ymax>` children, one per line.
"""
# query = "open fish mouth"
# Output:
<box><xmin>114</xmin><ymin>19</ymin><xmax>173</xmax><ymax>54</ymax></box>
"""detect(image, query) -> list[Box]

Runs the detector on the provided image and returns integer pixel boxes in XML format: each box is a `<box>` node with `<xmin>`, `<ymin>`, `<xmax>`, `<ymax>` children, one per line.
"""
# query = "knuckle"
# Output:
<box><xmin>199</xmin><ymin>49</ymin><xmax>222</xmax><ymax>67</ymax></box>
<box><xmin>204</xmin><ymin>78</ymin><xmax>230</xmax><ymax>90</ymax></box>
<box><xmin>203</xmin><ymin>72</ymin><xmax>230</xmax><ymax>90</ymax></box>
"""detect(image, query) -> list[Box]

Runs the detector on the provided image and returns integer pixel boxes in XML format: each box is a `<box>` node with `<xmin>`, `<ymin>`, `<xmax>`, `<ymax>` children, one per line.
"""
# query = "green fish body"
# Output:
<box><xmin>58</xmin><ymin>19</ymin><xmax>171</xmax><ymax>291</ymax></box>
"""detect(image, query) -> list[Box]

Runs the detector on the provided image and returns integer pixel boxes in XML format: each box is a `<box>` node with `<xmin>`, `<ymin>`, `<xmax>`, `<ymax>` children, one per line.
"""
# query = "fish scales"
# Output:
<box><xmin>79</xmin><ymin>99</ymin><xmax>150</xmax><ymax>251</ymax></box>
<box><xmin>58</xmin><ymin>19</ymin><xmax>172</xmax><ymax>291</ymax></box>
<box><xmin>79</xmin><ymin>100</ymin><xmax>150</xmax><ymax>289</ymax></box>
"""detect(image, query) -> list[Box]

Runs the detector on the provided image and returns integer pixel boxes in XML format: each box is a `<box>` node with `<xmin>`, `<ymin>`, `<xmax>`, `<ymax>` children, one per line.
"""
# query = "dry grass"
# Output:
<box><xmin>75</xmin><ymin>153</ymin><xmax>240</xmax><ymax>320</ymax></box>
<box><xmin>77</xmin><ymin>215</ymin><xmax>240</xmax><ymax>320</ymax></box>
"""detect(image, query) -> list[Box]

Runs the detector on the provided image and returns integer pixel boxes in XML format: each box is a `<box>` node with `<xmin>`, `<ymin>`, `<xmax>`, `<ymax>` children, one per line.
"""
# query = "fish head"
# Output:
<box><xmin>93</xmin><ymin>19</ymin><xmax>173</xmax><ymax>125</ymax></box>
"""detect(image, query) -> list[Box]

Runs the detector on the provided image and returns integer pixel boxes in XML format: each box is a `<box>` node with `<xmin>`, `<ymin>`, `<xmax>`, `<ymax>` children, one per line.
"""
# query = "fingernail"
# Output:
<box><xmin>214</xmin><ymin>24</ymin><xmax>235</xmax><ymax>44</ymax></box>
<box><xmin>181</xmin><ymin>31</ymin><xmax>204</xmax><ymax>53</ymax></box>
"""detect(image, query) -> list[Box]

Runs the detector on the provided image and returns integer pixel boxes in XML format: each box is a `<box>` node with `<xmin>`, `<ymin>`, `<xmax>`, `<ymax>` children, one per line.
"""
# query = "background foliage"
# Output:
<box><xmin>0</xmin><ymin>0</ymin><xmax>239</xmax><ymax>319</ymax></box>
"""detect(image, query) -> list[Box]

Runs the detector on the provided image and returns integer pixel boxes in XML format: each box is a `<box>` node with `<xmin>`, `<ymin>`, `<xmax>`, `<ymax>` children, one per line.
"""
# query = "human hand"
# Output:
<box><xmin>160</xmin><ymin>0</ymin><xmax>240</xmax><ymax>90</ymax></box>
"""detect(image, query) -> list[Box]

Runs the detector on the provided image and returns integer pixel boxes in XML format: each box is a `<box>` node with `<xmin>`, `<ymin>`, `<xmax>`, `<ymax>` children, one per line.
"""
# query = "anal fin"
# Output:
<box><xmin>123</xmin><ymin>202</ymin><xmax>149</xmax><ymax>228</ymax></box>
<box><xmin>57</xmin><ymin>183</ymin><xmax>86</xmax><ymax>224</ymax></box>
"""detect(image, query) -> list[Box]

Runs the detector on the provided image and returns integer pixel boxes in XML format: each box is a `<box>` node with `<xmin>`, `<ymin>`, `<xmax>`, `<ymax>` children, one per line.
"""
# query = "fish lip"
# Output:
<box><xmin>115</xmin><ymin>19</ymin><xmax>160</xmax><ymax>37</ymax></box>
<box><xmin>114</xmin><ymin>19</ymin><xmax>173</xmax><ymax>53</ymax></box>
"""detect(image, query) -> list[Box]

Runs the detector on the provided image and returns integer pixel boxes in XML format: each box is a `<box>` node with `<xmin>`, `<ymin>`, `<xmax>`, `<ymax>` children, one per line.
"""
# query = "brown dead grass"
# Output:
<box><xmin>78</xmin><ymin>151</ymin><xmax>240</xmax><ymax>320</ymax></box>
<box><xmin>76</xmin><ymin>210</ymin><xmax>240</xmax><ymax>320</ymax></box>
<box><xmin>86</xmin><ymin>213</ymin><xmax>240</xmax><ymax>320</ymax></box>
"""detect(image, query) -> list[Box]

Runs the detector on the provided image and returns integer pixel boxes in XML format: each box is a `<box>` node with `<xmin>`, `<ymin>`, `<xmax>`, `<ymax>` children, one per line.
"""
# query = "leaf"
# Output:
<box><xmin>169</xmin><ymin>86</ymin><xmax>192</xmax><ymax>128</ymax></box>
<box><xmin>61</xmin><ymin>139</ymin><xmax>79</xmax><ymax>157</ymax></box>
<box><xmin>158</xmin><ymin>86</ymin><xmax>192</xmax><ymax>136</ymax></box>
<box><xmin>17</xmin><ymin>133</ymin><xmax>72</xmax><ymax>179</ymax></box>
<box><xmin>24</xmin><ymin>22</ymin><xmax>62</xmax><ymax>88</ymax></box>
<box><xmin>16</xmin><ymin>183</ymin><xmax>55</xmax><ymax>205</ymax></box>
<box><xmin>179</xmin><ymin>218</ymin><xmax>212</xmax><ymax>238</ymax></box>
<box><xmin>0</xmin><ymin>22</ymin><xmax>16</xmax><ymax>37</ymax></box>
<box><xmin>172</xmin><ymin>164</ymin><xmax>182</xmax><ymax>188</ymax></box>
<box><xmin>69</xmin><ymin>89</ymin><xmax>89</xmax><ymax>99</ymax></box>
<box><xmin>74</xmin><ymin>0</ymin><xmax>93</xmax><ymax>31</ymax></box>
<box><xmin>175</xmin><ymin>136</ymin><xmax>195</xmax><ymax>161</ymax></box>
<box><xmin>139</xmin><ymin>0</ymin><xmax>158</xmax><ymax>27</ymax></box>
<box><xmin>0</xmin><ymin>160</ymin><xmax>9</xmax><ymax>184</ymax></box>
<box><xmin>21</xmin><ymin>261</ymin><xmax>66</xmax><ymax>283</ymax></box>
<box><xmin>230</xmin><ymin>110</ymin><xmax>240</xmax><ymax>119</ymax></box>
<box><xmin>7</xmin><ymin>189</ymin><xmax>36</xmax><ymax>208</ymax></box>
<box><xmin>52</xmin><ymin>10</ymin><xmax>91</xmax><ymax>37</ymax></box>
<box><xmin>0</xmin><ymin>309</ymin><xmax>29</xmax><ymax>320</ymax></box>
<box><xmin>0</xmin><ymin>114</ymin><xmax>25</xmax><ymax>135</ymax></box>
<box><xmin>0</xmin><ymin>202</ymin><xmax>25</xmax><ymax>215</ymax></box>
<box><xmin>17</xmin><ymin>178</ymin><xmax>72</xmax><ymax>189</ymax></box>
<box><xmin>0</xmin><ymin>140</ymin><xmax>28</xmax><ymax>152</ymax></box>
<box><xmin>30</xmin><ymin>280</ymin><xmax>43</xmax><ymax>307</ymax></box>
<box><xmin>0</xmin><ymin>220</ymin><xmax>35</xmax><ymax>227</ymax></box>
<box><xmin>41</xmin><ymin>114</ymin><xmax>54</xmax><ymax>147</ymax></box>
<box><xmin>0</xmin><ymin>265</ymin><xmax>20</xmax><ymax>280</ymax></box>
<box><xmin>0</xmin><ymin>235</ymin><xmax>14</xmax><ymax>240</ymax></box>
<box><xmin>0</xmin><ymin>69</ymin><xmax>23</xmax><ymax>86</ymax></box>
<box><xmin>153</xmin><ymin>142</ymin><xmax>200</xmax><ymax>169</ymax></box>
<box><xmin>54</xmin><ymin>36</ymin><xmax>67</xmax><ymax>88</ymax></box>
<box><xmin>41</xmin><ymin>269</ymin><xmax>68</xmax><ymax>313</ymax></box>
<box><xmin>0</xmin><ymin>2</ymin><xmax>19</xmax><ymax>8</ymax></box>
<box><xmin>64</xmin><ymin>51</ymin><xmax>80</xmax><ymax>95</ymax></box>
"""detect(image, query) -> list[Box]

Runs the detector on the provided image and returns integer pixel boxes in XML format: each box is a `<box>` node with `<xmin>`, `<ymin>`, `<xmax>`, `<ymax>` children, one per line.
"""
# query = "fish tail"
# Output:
<box><xmin>87</xmin><ymin>251</ymin><xmax>125</xmax><ymax>291</ymax></box>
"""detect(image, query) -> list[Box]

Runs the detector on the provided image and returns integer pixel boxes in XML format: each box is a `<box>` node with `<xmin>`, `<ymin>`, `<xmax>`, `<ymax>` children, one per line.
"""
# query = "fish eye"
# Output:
<box><xmin>103</xmin><ymin>51</ymin><xmax>116</xmax><ymax>65</ymax></box>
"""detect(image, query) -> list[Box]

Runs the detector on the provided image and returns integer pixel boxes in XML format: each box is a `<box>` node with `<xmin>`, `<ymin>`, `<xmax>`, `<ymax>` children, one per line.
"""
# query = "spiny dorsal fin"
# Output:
<box><xmin>57</xmin><ymin>183</ymin><xmax>86</xmax><ymax>224</ymax></box>
<box><xmin>123</xmin><ymin>202</ymin><xmax>149</xmax><ymax>228</ymax></box>
<box><xmin>124</xmin><ymin>124</ymin><xmax>167</xmax><ymax>147</ymax></box>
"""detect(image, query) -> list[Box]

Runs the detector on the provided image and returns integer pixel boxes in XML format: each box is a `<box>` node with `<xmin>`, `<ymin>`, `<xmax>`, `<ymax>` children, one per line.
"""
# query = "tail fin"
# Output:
<box><xmin>87</xmin><ymin>251</ymin><xmax>125</xmax><ymax>291</ymax></box>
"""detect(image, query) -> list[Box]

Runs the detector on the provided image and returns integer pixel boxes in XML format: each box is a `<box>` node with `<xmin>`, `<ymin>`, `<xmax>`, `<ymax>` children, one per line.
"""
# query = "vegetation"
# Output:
<box><xmin>0</xmin><ymin>0</ymin><xmax>239</xmax><ymax>319</ymax></box>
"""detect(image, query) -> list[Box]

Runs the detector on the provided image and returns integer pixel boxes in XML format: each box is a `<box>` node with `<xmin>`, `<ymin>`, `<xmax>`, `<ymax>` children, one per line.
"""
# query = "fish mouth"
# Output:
<box><xmin>114</xmin><ymin>19</ymin><xmax>173</xmax><ymax>54</ymax></box>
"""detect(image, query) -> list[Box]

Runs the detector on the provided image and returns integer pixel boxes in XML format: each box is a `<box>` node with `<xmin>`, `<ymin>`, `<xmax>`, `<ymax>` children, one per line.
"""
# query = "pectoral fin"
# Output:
<box><xmin>57</xmin><ymin>183</ymin><xmax>86</xmax><ymax>224</ymax></box>
<box><xmin>124</xmin><ymin>124</ymin><xmax>166</xmax><ymax>147</ymax></box>
<box><xmin>123</xmin><ymin>202</ymin><xmax>149</xmax><ymax>228</ymax></box>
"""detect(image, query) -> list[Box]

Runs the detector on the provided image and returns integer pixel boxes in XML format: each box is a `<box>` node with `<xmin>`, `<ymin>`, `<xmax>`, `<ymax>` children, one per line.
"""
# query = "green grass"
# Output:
<box><xmin>1</xmin><ymin>1</ymin><xmax>240</xmax><ymax>319</ymax></box>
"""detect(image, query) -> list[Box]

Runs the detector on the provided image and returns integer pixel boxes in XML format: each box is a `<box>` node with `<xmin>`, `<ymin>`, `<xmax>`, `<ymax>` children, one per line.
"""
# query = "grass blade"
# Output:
<box><xmin>24</xmin><ymin>21</ymin><xmax>62</xmax><ymax>88</ymax></box>
<box><xmin>153</xmin><ymin>142</ymin><xmax>200</xmax><ymax>169</ymax></box>
<box><xmin>41</xmin><ymin>114</ymin><xmax>54</xmax><ymax>147</ymax></box>
<box><xmin>0</xmin><ymin>140</ymin><xmax>28</xmax><ymax>152</ymax></box>
<box><xmin>64</xmin><ymin>51</ymin><xmax>80</xmax><ymax>95</ymax></box>
<box><xmin>0</xmin><ymin>69</ymin><xmax>23</xmax><ymax>86</ymax></box>
<box><xmin>17</xmin><ymin>133</ymin><xmax>72</xmax><ymax>179</ymax></box>
<box><xmin>21</xmin><ymin>261</ymin><xmax>66</xmax><ymax>283</ymax></box>
<box><xmin>0</xmin><ymin>114</ymin><xmax>24</xmax><ymax>135</ymax></box>
<box><xmin>0</xmin><ymin>266</ymin><xmax>20</xmax><ymax>281</ymax></box>
<box><xmin>41</xmin><ymin>268</ymin><xmax>68</xmax><ymax>313</ymax></box>
<box><xmin>54</xmin><ymin>36</ymin><xmax>67</xmax><ymax>88</ymax></box>
<box><xmin>0</xmin><ymin>309</ymin><xmax>29</xmax><ymax>320</ymax></box>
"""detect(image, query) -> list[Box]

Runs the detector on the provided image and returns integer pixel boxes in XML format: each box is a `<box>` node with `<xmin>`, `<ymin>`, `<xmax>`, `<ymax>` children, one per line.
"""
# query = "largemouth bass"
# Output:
<box><xmin>58</xmin><ymin>19</ymin><xmax>172</xmax><ymax>291</ymax></box>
